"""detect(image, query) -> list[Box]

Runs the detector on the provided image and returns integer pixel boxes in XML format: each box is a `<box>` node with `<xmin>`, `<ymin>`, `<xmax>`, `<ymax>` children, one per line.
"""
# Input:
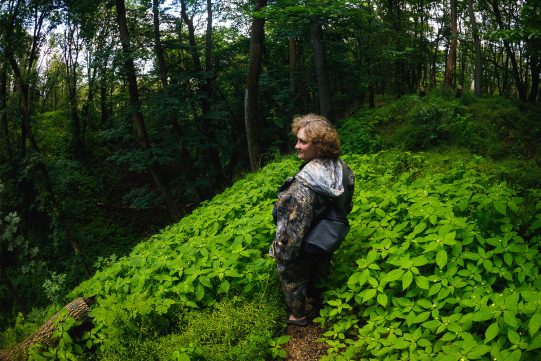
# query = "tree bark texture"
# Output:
<box><xmin>115</xmin><ymin>0</ymin><xmax>181</xmax><ymax>221</ymax></box>
<box><xmin>62</xmin><ymin>19</ymin><xmax>84</xmax><ymax>157</ymax></box>
<box><xmin>205</xmin><ymin>0</ymin><xmax>213</xmax><ymax>100</ymax></box>
<box><xmin>528</xmin><ymin>54</ymin><xmax>539</xmax><ymax>102</ymax></box>
<box><xmin>152</xmin><ymin>0</ymin><xmax>169</xmax><ymax>88</ymax></box>
<box><xmin>244</xmin><ymin>0</ymin><xmax>267</xmax><ymax>171</ymax></box>
<box><xmin>489</xmin><ymin>0</ymin><xmax>527</xmax><ymax>101</ymax></box>
<box><xmin>289</xmin><ymin>37</ymin><xmax>297</xmax><ymax>99</ymax></box>
<box><xmin>180</xmin><ymin>0</ymin><xmax>209</xmax><ymax>113</ymax></box>
<box><xmin>444</xmin><ymin>0</ymin><xmax>457</xmax><ymax>89</ymax></box>
<box><xmin>467</xmin><ymin>0</ymin><xmax>482</xmax><ymax>96</ymax></box>
<box><xmin>0</xmin><ymin>297</ymin><xmax>93</xmax><ymax>361</ymax></box>
<box><xmin>0</xmin><ymin>65</ymin><xmax>11</xmax><ymax>159</ymax></box>
<box><xmin>310</xmin><ymin>20</ymin><xmax>332</xmax><ymax>118</ymax></box>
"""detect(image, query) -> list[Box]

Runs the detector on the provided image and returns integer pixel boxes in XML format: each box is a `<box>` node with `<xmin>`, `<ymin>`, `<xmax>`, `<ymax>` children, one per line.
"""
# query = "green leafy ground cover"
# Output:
<box><xmin>2</xmin><ymin>96</ymin><xmax>541</xmax><ymax>360</ymax></box>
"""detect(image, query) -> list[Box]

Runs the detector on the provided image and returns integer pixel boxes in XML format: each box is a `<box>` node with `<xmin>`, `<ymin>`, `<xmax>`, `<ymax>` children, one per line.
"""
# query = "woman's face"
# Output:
<box><xmin>295</xmin><ymin>127</ymin><xmax>316</xmax><ymax>161</ymax></box>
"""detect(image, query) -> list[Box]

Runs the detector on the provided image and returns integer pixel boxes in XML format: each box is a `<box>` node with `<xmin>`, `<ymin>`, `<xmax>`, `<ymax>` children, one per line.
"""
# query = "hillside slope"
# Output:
<box><xmin>2</xmin><ymin>95</ymin><xmax>541</xmax><ymax>360</ymax></box>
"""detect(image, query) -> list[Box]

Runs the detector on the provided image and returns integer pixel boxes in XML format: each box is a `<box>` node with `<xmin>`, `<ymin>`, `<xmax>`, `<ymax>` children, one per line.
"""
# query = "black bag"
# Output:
<box><xmin>302</xmin><ymin>204</ymin><xmax>349</xmax><ymax>254</ymax></box>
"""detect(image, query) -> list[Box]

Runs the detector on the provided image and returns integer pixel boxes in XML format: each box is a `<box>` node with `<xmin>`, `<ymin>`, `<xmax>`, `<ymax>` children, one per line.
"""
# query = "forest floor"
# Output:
<box><xmin>284</xmin><ymin>323</ymin><xmax>327</xmax><ymax>361</ymax></box>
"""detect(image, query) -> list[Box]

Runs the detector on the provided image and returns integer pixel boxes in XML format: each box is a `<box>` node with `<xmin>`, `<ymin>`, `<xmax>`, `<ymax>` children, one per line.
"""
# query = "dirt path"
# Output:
<box><xmin>283</xmin><ymin>323</ymin><xmax>328</xmax><ymax>361</ymax></box>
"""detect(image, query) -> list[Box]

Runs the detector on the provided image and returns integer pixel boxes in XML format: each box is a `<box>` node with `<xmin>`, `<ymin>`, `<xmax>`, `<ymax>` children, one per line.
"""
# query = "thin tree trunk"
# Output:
<box><xmin>0</xmin><ymin>65</ymin><xmax>11</xmax><ymax>158</ymax></box>
<box><xmin>467</xmin><ymin>0</ymin><xmax>482</xmax><ymax>95</ymax></box>
<box><xmin>310</xmin><ymin>20</ymin><xmax>332</xmax><ymax>118</ymax></box>
<box><xmin>115</xmin><ymin>0</ymin><xmax>181</xmax><ymax>221</ymax></box>
<box><xmin>528</xmin><ymin>54</ymin><xmax>539</xmax><ymax>102</ymax></box>
<box><xmin>180</xmin><ymin>0</ymin><xmax>208</xmax><ymax>113</ymax></box>
<box><xmin>205</xmin><ymin>0</ymin><xmax>213</xmax><ymax>101</ymax></box>
<box><xmin>152</xmin><ymin>0</ymin><xmax>169</xmax><ymax>88</ymax></box>
<box><xmin>244</xmin><ymin>0</ymin><xmax>267</xmax><ymax>171</ymax></box>
<box><xmin>489</xmin><ymin>0</ymin><xmax>527</xmax><ymax>100</ymax></box>
<box><xmin>152</xmin><ymin>0</ymin><xmax>182</xmax><ymax>136</ymax></box>
<box><xmin>444</xmin><ymin>0</ymin><xmax>457</xmax><ymax>89</ymax></box>
<box><xmin>289</xmin><ymin>37</ymin><xmax>297</xmax><ymax>99</ymax></box>
<box><xmin>63</xmin><ymin>20</ymin><xmax>83</xmax><ymax>158</ymax></box>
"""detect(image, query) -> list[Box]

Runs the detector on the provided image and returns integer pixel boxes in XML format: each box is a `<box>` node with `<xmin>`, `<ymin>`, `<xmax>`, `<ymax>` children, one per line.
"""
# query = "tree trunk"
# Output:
<box><xmin>289</xmin><ymin>37</ymin><xmax>297</xmax><ymax>99</ymax></box>
<box><xmin>0</xmin><ymin>297</ymin><xmax>94</xmax><ymax>361</ymax></box>
<box><xmin>152</xmin><ymin>0</ymin><xmax>169</xmax><ymax>88</ymax></box>
<box><xmin>63</xmin><ymin>20</ymin><xmax>83</xmax><ymax>158</ymax></box>
<box><xmin>152</xmin><ymin>0</ymin><xmax>182</xmax><ymax>136</ymax></box>
<box><xmin>489</xmin><ymin>0</ymin><xmax>527</xmax><ymax>101</ymax></box>
<box><xmin>0</xmin><ymin>65</ymin><xmax>11</xmax><ymax>159</ymax></box>
<box><xmin>528</xmin><ymin>54</ymin><xmax>539</xmax><ymax>102</ymax></box>
<box><xmin>444</xmin><ymin>0</ymin><xmax>457</xmax><ymax>89</ymax></box>
<box><xmin>180</xmin><ymin>0</ymin><xmax>208</xmax><ymax>114</ymax></box>
<box><xmin>115</xmin><ymin>0</ymin><xmax>181</xmax><ymax>221</ymax></box>
<box><xmin>244</xmin><ymin>0</ymin><xmax>267</xmax><ymax>171</ymax></box>
<box><xmin>467</xmin><ymin>0</ymin><xmax>482</xmax><ymax>96</ymax></box>
<box><xmin>310</xmin><ymin>20</ymin><xmax>332</xmax><ymax>118</ymax></box>
<box><xmin>205</xmin><ymin>0</ymin><xmax>213</xmax><ymax>101</ymax></box>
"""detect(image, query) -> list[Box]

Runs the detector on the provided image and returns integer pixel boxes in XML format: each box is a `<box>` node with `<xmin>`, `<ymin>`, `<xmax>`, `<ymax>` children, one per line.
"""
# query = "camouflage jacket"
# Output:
<box><xmin>269</xmin><ymin>158</ymin><xmax>355</xmax><ymax>263</ymax></box>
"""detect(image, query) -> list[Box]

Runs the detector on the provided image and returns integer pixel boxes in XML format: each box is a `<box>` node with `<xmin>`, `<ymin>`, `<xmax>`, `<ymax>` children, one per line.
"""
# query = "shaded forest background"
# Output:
<box><xmin>0</xmin><ymin>0</ymin><xmax>540</xmax><ymax>329</ymax></box>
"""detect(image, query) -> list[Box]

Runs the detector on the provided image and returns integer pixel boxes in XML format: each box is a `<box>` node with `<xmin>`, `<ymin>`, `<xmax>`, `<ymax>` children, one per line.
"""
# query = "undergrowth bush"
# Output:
<box><xmin>45</xmin><ymin>158</ymin><xmax>302</xmax><ymax>359</ymax></box>
<box><xmin>317</xmin><ymin>151</ymin><xmax>541</xmax><ymax>360</ymax></box>
<box><xmin>94</xmin><ymin>296</ymin><xmax>282</xmax><ymax>361</ymax></box>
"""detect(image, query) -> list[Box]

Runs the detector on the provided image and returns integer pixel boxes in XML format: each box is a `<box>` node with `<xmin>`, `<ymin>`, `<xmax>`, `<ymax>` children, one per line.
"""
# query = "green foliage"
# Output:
<box><xmin>42</xmin><ymin>272</ymin><xmax>68</xmax><ymax>305</ymax></box>
<box><xmin>0</xmin><ymin>310</ymin><xmax>47</xmax><ymax>349</ymax></box>
<box><xmin>314</xmin><ymin>150</ymin><xmax>541</xmax><ymax>360</ymax></box>
<box><xmin>52</xmin><ymin>158</ymin><xmax>302</xmax><ymax>358</ymax></box>
<box><xmin>338</xmin><ymin>110</ymin><xmax>382</xmax><ymax>155</ymax></box>
<box><xmin>357</xmin><ymin>95</ymin><xmax>541</xmax><ymax>160</ymax></box>
<box><xmin>91</xmin><ymin>296</ymin><xmax>282</xmax><ymax>361</ymax></box>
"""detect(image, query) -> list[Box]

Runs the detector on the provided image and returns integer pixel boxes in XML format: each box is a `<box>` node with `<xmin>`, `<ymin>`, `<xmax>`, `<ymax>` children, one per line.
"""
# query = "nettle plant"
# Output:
<box><xmin>67</xmin><ymin>157</ymin><xmax>301</xmax><ymax>355</ymax></box>
<box><xmin>318</xmin><ymin>153</ymin><xmax>541</xmax><ymax>361</ymax></box>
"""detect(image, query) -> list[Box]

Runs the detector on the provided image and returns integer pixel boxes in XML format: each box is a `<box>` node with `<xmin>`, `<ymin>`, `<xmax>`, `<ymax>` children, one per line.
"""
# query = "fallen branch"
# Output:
<box><xmin>0</xmin><ymin>297</ymin><xmax>94</xmax><ymax>361</ymax></box>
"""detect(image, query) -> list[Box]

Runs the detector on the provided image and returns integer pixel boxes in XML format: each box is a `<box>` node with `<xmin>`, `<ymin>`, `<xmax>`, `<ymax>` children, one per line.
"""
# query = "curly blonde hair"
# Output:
<box><xmin>291</xmin><ymin>114</ymin><xmax>340</xmax><ymax>159</ymax></box>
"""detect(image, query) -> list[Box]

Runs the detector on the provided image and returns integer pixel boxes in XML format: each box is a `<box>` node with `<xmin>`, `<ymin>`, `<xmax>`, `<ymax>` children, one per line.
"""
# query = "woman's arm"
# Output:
<box><xmin>270</xmin><ymin>180</ymin><xmax>316</xmax><ymax>263</ymax></box>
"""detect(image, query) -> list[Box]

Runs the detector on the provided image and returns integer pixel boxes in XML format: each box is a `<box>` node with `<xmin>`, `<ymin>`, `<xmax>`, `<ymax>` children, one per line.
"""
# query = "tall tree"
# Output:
<box><xmin>114</xmin><ymin>0</ymin><xmax>181</xmax><ymax>221</ymax></box>
<box><xmin>489</xmin><ymin>0</ymin><xmax>527</xmax><ymax>101</ymax></box>
<box><xmin>310</xmin><ymin>18</ymin><xmax>332</xmax><ymax>118</ymax></box>
<box><xmin>467</xmin><ymin>0</ymin><xmax>482</xmax><ymax>96</ymax></box>
<box><xmin>152</xmin><ymin>0</ymin><xmax>169</xmax><ymax>88</ymax></box>
<box><xmin>61</xmin><ymin>15</ymin><xmax>84</xmax><ymax>157</ymax></box>
<box><xmin>444</xmin><ymin>0</ymin><xmax>458</xmax><ymax>90</ymax></box>
<box><xmin>244</xmin><ymin>0</ymin><xmax>267</xmax><ymax>171</ymax></box>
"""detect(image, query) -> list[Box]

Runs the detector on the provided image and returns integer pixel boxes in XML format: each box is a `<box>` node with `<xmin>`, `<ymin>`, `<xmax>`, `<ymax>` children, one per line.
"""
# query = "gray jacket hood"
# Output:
<box><xmin>296</xmin><ymin>158</ymin><xmax>353</xmax><ymax>199</ymax></box>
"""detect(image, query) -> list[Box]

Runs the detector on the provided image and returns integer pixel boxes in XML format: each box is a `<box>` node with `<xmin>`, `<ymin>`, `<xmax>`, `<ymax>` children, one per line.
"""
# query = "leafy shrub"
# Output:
<box><xmin>339</xmin><ymin>111</ymin><xmax>382</xmax><ymax>155</ymax></box>
<box><xmin>95</xmin><ymin>296</ymin><xmax>283</xmax><ymax>361</ymax></box>
<box><xmin>60</xmin><ymin>158</ymin><xmax>300</xmax><ymax>358</ymax></box>
<box><xmin>316</xmin><ymin>151</ymin><xmax>541</xmax><ymax>360</ymax></box>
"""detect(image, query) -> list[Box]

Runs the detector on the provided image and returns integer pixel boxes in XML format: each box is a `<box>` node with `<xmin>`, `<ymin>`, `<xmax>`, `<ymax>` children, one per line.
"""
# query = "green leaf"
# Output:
<box><xmin>504</xmin><ymin>310</ymin><xmax>518</xmax><ymax>328</ymax></box>
<box><xmin>414</xmin><ymin>311</ymin><xmax>430</xmax><ymax>323</ymax></box>
<box><xmin>436</xmin><ymin>249</ymin><xmax>447</xmax><ymax>269</ymax></box>
<box><xmin>363</xmin><ymin>288</ymin><xmax>378</xmax><ymax>302</ymax></box>
<box><xmin>494</xmin><ymin>201</ymin><xmax>506</xmax><ymax>215</ymax></box>
<box><xmin>415</xmin><ymin>275</ymin><xmax>429</xmax><ymax>290</ymax></box>
<box><xmin>402</xmin><ymin>270</ymin><xmax>413</xmax><ymax>290</ymax></box>
<box><xmin>417</xmin><ymin>299</ymin><xmax>432</xmax><ymax>309</ymax></box>
<box><xmin>467</xmin><ymin>344</ymin><xmax>491</xmax><ymax>359</ymax></box>
<box><xmin>529</xmin><ymin>312</ymin><xmax>541</xmax><ymax>336</ymax></box>
<box><xmin>484</xmin><ymin>322</ymin><xmax>499</xmax><ymax>343</ymax></box>
<box><xmin>385</xmin><ymin>269</ymin><xmax>404</xmax><ymax>282</ymax></box>
<box><xmin>422</xmin><ymin>319</ymin><xmax>441</xmax><ymax>329</ymax></box>
<box><xmin>377</xmin><ymin>292</ymin><xmax>388</xmax><ymax>307</ymax></box>
<box><xmin>429</xmin><ymin>282</ymin><xmax>442</xmax><ymax>296</ymax></box>
<box><xmin>528</xmin><ymin>333</ymin><xmax>541</xmax><ymax>350</ymax></box>
<box><xmin>508</xmin><ymin>329</ymin><xmax>520</xmax><ymax>344</ymax></box>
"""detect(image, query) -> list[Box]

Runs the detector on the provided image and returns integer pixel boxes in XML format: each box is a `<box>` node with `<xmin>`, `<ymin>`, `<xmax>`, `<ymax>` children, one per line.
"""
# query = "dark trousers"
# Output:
<box><xmin>277</xmin><ymin>250</ymin><xmax>330</xmax><ymax>318</ymax></box>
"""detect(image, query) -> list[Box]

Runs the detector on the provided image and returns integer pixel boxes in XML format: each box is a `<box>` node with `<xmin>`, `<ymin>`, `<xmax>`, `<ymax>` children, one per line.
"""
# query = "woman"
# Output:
<box><xmin>270</xmin><ymin>114</ymin><xmax>355</xmax><ymax>326</ymax></box>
